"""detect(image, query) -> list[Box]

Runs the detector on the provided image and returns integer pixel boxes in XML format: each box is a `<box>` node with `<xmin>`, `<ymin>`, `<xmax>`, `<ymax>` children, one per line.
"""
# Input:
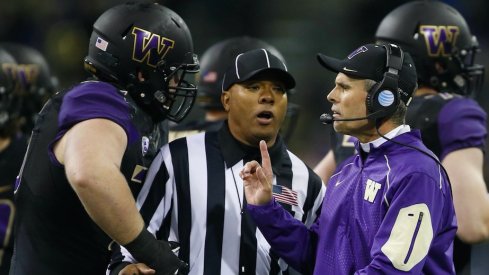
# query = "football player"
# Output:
<box><xmin>0</xmin><ymin>47</ymin><xmax>23</xmax><ymax>275</ymax></box>
<box><xmin>11</xmin><ymin>2</ymin><xmax>198</xmax><ymax>274</ymax></box>
<box><xmin>314</xmin><ymin>1</ymin><xmax>489</xmax><ymax>273</ymax></box>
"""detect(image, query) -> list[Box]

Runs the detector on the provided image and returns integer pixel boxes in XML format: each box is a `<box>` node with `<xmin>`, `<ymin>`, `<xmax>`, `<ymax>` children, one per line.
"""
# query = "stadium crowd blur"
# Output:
<box><xmin>2</xmin><ymin>0</ymin><xmax>489</xmax><ymax>175</ymax></box>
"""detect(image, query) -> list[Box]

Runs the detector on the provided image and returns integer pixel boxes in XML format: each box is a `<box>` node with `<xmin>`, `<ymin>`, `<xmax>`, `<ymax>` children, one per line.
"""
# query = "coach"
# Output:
<box><xmin>241</xmin><ymin>43</ymin><xmax>457</xmax><ymax>274</ymax></box>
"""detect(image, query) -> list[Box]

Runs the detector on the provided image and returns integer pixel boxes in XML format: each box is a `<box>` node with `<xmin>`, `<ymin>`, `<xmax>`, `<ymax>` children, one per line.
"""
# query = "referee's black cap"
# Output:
<box><xmin>222</xmin><ymin>48</ymin><xmax>296</xmax><ymax>92</ymax></box>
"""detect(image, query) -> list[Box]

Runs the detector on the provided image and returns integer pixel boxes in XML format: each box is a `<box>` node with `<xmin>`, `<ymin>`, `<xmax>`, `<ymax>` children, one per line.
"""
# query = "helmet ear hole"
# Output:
<box><xmin>137</xmin><ymin>71</ymin><xmax>146</xmax><ymax>82</ymax></box>
<box><xmin>434</xmin><ymin>61</ymin><xmax>448</xmax><ymax>74</ymax></box>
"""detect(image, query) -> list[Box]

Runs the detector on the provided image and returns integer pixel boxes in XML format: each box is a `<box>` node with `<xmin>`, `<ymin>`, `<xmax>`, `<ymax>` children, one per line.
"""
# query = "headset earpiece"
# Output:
<box><xmin>366</xmin><ymin>74</ymin><xmax>400</xmax><ymax>119</ymax></box>
<box><xmin>366</xmin><ymin>44</ymin><xmax>403</xmax><ymax>120</ymax></box>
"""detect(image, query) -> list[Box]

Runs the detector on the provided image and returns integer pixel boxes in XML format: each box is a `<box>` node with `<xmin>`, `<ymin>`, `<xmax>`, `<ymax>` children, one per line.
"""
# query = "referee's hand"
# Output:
<box><xmin>240</xmin><ymin>140</ymin><xmax>273</xmax><ymax>205</ymax></box>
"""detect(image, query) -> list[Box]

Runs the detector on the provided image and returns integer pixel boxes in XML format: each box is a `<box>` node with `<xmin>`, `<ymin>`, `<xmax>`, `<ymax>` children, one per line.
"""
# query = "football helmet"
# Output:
<box><xmin>0</xmin><ymin>47</ymin><xmax>21</xmax><ymax>135</ymax></box>
<box><xmin>197</xmin><ymin>36</ymin><xmax>285</xmax><ymax>110</ymax></box>
<box><xmin>84</xmin><ymin>2</ymin><xmax>199</xmax><ymax>122</ymax></box>
<box><xmin>0</xmin><ymin>43</ymin><xmax>58</xmax><ymax>133</ymax></box>
<box><xmin>375</xmin><ymin>1</ymin><xmax>484</xmax><ymax>97</ymax></box>
<box><xmin>0</xmin><ymin>43</ymin><xmax>57</xmax><ymax>99</ymax></box>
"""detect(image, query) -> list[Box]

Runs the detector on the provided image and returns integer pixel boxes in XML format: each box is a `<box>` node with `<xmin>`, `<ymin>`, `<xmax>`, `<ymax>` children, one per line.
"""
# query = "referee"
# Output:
<box><xmin>108</xmin><ymin>49</ymin><xmax>326</xmax><ymax>275</ymax></box>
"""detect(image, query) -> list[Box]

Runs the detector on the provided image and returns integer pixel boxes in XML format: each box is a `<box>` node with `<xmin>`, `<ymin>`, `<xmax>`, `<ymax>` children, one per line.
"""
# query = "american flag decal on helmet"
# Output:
<box><xmin>273</xmin><ymin>184</ymin><xmax>298</xmax><ymax>206</ymax></box>
<box><xmin>95</xmin><ymin>37</ymin><xmax>109</xmax><ymax>51</ymax></box>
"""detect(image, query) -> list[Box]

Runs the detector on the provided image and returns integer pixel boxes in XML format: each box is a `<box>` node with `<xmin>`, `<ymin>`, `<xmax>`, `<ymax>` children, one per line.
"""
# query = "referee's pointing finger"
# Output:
<box><xmin>259</xmin><ymin>140</ymin><xmax>272</xmax><ymax>180</ymax></box>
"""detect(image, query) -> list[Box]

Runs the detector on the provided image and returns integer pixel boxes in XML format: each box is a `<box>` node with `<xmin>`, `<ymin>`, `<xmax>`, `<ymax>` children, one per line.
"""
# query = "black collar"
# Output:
<box><xmin>218</xmin><ymin>121</ymin><xmax>286</xmax><ymax>175</ymax></box>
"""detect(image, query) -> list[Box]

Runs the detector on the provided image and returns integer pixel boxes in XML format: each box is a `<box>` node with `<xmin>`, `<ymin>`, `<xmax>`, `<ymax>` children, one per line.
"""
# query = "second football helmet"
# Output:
<box><xmin>375</xmin><ymin>0</ymin><xmax>484</xmax><ymax>97</ymax></box>
<box><xmin>0</xmin><ymin>47</ymin><xmax>21</xmax><ymax>135</ymax></box>
<box><xmin>0</xmin><ymin>43</ymin><xmax>57</xmax><ymax>99</ymax></box>
<box><xmin>84</xmin><ymin>2</ymin><xmax>199</xmax><ymax>122</ymax></box>
<box><xmin>0</xmin><ymin>43</ymin><xmax>58</xmax><ymax>133</ymax></box>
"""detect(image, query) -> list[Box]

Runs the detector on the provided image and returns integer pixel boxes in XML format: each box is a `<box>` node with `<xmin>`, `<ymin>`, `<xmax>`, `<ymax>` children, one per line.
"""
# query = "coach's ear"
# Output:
<box><xmin>221</xmin><ymin>91</ymin><xmax>230</xmax><ymax>112</ymax></box>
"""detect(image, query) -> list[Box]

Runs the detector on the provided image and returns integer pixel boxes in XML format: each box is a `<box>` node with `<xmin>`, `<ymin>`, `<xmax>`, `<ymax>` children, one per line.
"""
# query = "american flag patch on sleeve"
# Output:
<box><xmin>272</xmin><ymin>185</ymin><xmax>298</xmax><ymax>206</ymax></box>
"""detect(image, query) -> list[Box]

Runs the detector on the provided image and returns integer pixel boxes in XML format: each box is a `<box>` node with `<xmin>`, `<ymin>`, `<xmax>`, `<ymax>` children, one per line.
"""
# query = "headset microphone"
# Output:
<box><xmin>319</xmin><ymin>113</ymin><xmax>333</xmax><ymax>124</ymax></box>
<box><xmin>319</xmin><ymin>109</ymin><xmax>386</xmax><ymax>125</ymax></box>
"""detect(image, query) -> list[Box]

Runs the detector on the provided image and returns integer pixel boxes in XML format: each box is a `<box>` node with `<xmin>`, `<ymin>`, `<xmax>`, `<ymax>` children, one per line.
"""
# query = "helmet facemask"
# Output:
<box><xmin>157</xmin><ymin>52</ymin><xmax>199</xmax><ymax>122</ymax></box>
<box><xmin>452</xmin><ymin>44</ymin><xmax>484</xmax><ymax>98</ymax></box>
<box><xmin>129</xmin><ymin>52</ymin><xmax>199</xmax><ymax>122</ymax></box>
<box><xmin>424</xmin><ymin>43</ymin><xmax>485</xmax><ymax>97</ymax></box>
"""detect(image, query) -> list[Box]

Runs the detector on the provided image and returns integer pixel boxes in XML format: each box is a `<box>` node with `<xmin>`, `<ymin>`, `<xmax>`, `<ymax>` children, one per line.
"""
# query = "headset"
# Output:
<box><xmin>366</xmin><ymin>43</ymin><xmax>403</xmax><ymax>120</ymax></box>
<box><xmin>320</xmin><ymin>44</ymin><xmax>403</xmax><ymax>124</ymax></box>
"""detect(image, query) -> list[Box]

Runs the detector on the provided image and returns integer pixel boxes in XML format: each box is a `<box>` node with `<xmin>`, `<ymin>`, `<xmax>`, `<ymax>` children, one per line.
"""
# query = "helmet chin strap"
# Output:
<box><xmin>136</xmin><ymin>71</ymin><xmax>146</xmax><ymax>82</ymax></box>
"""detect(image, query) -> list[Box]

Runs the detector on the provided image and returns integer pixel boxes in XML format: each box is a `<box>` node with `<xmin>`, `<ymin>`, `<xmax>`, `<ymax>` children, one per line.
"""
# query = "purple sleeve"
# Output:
<box><xmin>357</xmin><ymin>172</ymin><xmax>455</xmax><ymax>274</ymax></box>
<box><xmin>246</xmin><ymin>199</ymin><xmax>318</xmax><ymax>273</ymax></box>
<box><xmin>58</xmin><ymin>81</ymin><xmax>139</xmax><ymax>144</ymax></box>
<box><xmin>0</xmin><ymin>203</ymin><xmax>14</xmax><ymax>248</ymax></box>
<box><xmin>438</xmin><ymin>98</ymin><xmax>487</xmax><ymax>160</ymax></box>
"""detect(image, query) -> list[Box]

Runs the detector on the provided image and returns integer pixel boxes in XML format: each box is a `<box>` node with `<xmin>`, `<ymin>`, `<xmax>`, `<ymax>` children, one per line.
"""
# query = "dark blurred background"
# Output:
<box><xmin>2</xmin><ymin>0</ymin><xmax>489</xmax><ymax>168</ymax></box>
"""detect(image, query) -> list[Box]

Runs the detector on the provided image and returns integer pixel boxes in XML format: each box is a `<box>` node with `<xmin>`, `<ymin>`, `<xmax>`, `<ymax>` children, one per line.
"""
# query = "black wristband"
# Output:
<box><xmin>124</xmin><ymin>229</ymin><xmax>156</xmax><ymax>263</ymax></box>
<box><xmin>124</xmin><ymin>229</ymin><xmax>187</xmax><ymax>275</ymax></box>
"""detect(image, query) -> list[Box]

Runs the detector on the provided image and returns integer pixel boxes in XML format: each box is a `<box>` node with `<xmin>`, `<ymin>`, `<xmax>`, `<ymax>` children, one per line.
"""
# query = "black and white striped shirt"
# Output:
<box><xmin>110</xmin><ymin>124</ymin><xmax>325</xmax><ymax>275</ymax></box>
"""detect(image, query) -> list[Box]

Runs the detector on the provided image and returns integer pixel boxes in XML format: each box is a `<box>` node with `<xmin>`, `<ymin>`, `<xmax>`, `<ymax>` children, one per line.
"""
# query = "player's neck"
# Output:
<box><xmin>205</xmin><ymin>110</ymin><xmax>227</xmax><ymax>121</ymax></box>
<box><xmin>414</xmin><ymin>87</ymin><xmax>437</xmax><ymax>96</ymax></box>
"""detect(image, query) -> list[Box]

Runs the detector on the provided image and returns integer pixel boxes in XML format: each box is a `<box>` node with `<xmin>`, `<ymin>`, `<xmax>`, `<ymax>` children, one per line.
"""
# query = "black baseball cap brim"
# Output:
<box><xmin>316</xmin><ymin>53</ymin><xmax>382</xmax><ymax>81</ymax></box>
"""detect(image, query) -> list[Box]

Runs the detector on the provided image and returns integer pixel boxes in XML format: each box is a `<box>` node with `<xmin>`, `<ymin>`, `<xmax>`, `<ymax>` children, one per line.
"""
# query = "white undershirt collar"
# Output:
<box><xmin>360</xmin><ymin>124</ymin><xmax>411</xmax><ymax>153</ymax></box>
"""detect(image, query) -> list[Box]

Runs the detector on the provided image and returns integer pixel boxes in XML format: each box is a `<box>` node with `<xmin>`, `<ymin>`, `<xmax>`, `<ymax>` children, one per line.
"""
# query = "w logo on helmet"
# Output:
<box><xmin>15</xmin><ymin>64</ymin><xmax>40</xmax><ymax>89</ymax></box>
<box><xmin>1</xmin><ymin>63</ymin><xmax>18</xmax><ymax>88</ymax></box>
<box><xmin>419</xmin><ymin>25</ymin><xmax>460</xmax><ymax>57</ymax></box>
<box><xmin>132</xmin><ymin>27</ymin><xmax>175</xmax><ymax>67</ymax></box>
<box><xmin>2</xmin><ymin>63</ymin><xmax>17</xmax><ymax>78</ymax></box>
